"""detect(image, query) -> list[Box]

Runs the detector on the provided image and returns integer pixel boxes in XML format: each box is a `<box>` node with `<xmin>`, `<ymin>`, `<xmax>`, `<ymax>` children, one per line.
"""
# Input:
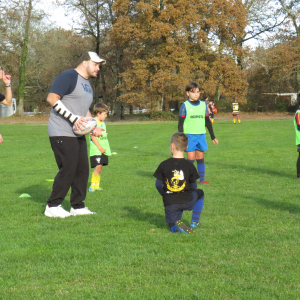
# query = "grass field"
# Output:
<box><xmin>0</xmin><ymin>118</ymin><xmax>299</xmax><ymax>299</ymax></box>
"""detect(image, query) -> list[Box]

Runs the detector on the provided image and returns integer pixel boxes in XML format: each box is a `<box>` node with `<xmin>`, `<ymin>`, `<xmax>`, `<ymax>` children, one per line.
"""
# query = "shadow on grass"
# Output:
<box><xmin>136</xmin><ymin>170</ymin><xmax>154</xmax><ymax>178</ymax></box>
<box><xmin>248</xmin><ymin>196</ymin><xmax>300</xmax><ymax>214</ymax></box>
<box><xmin>15</xmin><ymin>184</ymin><xmax>51</xmax><ymax>204</ymax></box>
<box><xmin>208</xmin><ymin>162</ymin><xmax>295</xmax><ymax>179</ymax></box>
<box><xmin>122</xmin><ymin>206</ymin><xmax>166</xmax><ymax>229</ymax></box>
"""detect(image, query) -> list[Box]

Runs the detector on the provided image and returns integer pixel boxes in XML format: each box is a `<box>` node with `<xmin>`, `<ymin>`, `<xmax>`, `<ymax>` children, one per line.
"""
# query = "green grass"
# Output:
<box><xmin>0</xmin><ymin>118</ymin><xmax>299</xmax><ymax>299</ymax></box>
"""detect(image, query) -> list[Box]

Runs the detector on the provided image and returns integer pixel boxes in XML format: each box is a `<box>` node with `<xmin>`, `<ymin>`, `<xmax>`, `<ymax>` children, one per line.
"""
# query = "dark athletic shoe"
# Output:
<box><xmin>175</xmin><ymin>220</ymin><xmax>194</xmax><ymax>234</ymax></box>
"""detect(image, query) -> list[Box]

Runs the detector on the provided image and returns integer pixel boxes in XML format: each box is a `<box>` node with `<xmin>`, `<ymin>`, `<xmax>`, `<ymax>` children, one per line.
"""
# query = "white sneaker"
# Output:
<box><xmin>44</xmin><ymin>205</ymin><xmax>71</xmax><ymax>218</ymax></box>
<box><xmin>70</xmin><ymin>207</ymin><xmax>96</xmax><ymax>216</ymax></box>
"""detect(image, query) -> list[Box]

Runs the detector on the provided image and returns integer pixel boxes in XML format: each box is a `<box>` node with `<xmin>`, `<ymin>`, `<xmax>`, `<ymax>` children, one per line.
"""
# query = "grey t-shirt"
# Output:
<box><xmin>48</xmin><ymin>69</ymin><xmax>93</xmax><ymax>137</ymax></box>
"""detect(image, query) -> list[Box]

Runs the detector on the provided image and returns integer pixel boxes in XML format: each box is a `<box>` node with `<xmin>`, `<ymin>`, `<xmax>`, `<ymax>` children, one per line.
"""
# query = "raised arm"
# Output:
<box><xmin>0</xmin><ymin>70</ymin><xmax>12</xmax><ymax>106</ymax></box>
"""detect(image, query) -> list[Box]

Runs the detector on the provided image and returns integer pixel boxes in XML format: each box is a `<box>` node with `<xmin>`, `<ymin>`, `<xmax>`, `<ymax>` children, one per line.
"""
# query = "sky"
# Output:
<box><xmin>43</xmin><ymin>1</ymin><xmax>73</xmax><ymax>30</ymax></box>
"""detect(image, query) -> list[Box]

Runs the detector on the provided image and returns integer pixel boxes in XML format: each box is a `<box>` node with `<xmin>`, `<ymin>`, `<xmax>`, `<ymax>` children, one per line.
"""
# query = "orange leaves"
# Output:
<box><xmin>112</xmin><ymin>0</ymin><xmax>131</xmax><ymax>16</ymax></box>
<box><xmin>248</xmin><ymin>37</ymin><xmax>300</xmax><ymax>97</ymax></box>
<box><xmin>149</xmin><ymin>21</ymin><xmax>174</xmax><ymax>40</ymax></box>
<box><xmin>111</xmin><ymin>15</ymin><xmax>141</xmax><ymax>47</ymax></box>
<box><xmin>112</xmin><ymin>0</ymin><xmax>248</xmax><ymax>107</ymax></box>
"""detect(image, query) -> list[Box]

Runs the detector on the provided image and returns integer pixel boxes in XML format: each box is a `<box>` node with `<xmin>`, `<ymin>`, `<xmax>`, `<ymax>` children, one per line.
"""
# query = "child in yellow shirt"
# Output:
<box><xmin>89</xmin><ymin>103</ymin><xmax>111</xmax><ymax>192</ymax></box>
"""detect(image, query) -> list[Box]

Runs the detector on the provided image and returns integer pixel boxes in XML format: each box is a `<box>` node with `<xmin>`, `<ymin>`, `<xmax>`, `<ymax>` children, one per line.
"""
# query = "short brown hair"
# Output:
<box><xmin>170</xmin><ymin>132</ymin><xmax>188</xmax><ymax>151</ymax></box>
<box><xmin>202</xmin><ymin>93</ymin><xmax>209</xmax><ymax>100</ymax></box>
<box><xmin>185</xmin><ymin>81</ymin><xmax>201</xmax><ymax>92</ymax></box>
<box><xmin>77</xmin><ymin>52</ymin><xmax>92</xmax><ymax>65</ymax></box>
<box><xmin>93</xmin><ymin>103</ymin><xmax>109</xmax><ymax>116</ymax></box>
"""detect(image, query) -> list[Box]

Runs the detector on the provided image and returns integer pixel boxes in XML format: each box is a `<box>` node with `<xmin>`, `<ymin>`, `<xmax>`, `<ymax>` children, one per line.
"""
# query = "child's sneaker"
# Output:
<box><xmin>199</xmin><ymin>180</ymin><xmax>210</xmax><ymax>184</ymax></box>
<box><xmin>170</xmin><ymin>225</ymin><xmax>178</xmax><ymax>233</ymax></box>
<box><xmin>175</xmin><ymin>220</ymin><xmax>194</xmax><ymax>234</ymax></box>
<box><xmin>89</xmin><ymin>187</ymin><xmax>96</xmax><ymax>192</ymax></box>
<box><xmin>190</xmin><ymin>221</ymin><xmax>200</xmax><ymax>229</ymax></box>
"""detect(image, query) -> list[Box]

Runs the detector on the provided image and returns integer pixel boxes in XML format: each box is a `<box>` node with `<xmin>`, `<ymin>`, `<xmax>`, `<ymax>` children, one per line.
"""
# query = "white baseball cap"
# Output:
<box><xmin>82</xmin><ymin>51</ymin><xmax>106</xmax><ymax>64</ymax></box>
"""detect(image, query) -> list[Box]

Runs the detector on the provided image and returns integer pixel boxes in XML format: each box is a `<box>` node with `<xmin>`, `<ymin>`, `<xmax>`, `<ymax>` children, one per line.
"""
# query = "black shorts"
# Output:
<box><xmin>90</xmin><ymin>154</ymin><xmax>108</xmax><ymax>168</ymax></box>
<box><xmin>297</xmin><ymin>145</ymin><xmax>300</xmax><ymax>152</ymax></box>
<box><xmin>164</xmin><ymin>189</ymin><xmax>204</xmax><ymax>223</ymax></box>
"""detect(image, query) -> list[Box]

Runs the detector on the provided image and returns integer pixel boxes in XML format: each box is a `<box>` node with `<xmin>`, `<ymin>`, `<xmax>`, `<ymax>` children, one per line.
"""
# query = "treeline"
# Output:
<box><xmin>0</xmin><ymin>0</ymin><xmax>300</xmax><ymax>116</ymax></box>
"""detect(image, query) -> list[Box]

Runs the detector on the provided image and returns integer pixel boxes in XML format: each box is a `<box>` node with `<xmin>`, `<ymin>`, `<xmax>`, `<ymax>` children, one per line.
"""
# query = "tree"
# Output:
<box><xmin>1</xmin><ymin>0</ymin><xmax>45</xmax><ymax>115</ymax></box>
<box><xmin>247</xmin><ymin>0</ymin><xmax>300</xmax><ymax>104</ymax></box>
<box><xmin>58</xmin><ymin>0</ymin><xmax>116</xmax><ymax>105</ymax></box>
<box><xmin>234</xmin><ymin>0</ymin><xmax>285</xmax><ymax>69</ymax></box>
<box><xmin>0</xmin><ymin>5</ymin><xmax>92</xmax><ymax>111</ymax></box>
<box><xmin>247</xmin><ymin>39</ymin><xmax>300</xmax><ymax>112</ymax></box>
<box><xmin>277</xmin><ymin>0</ymin><xmax>300</xmax><ymax>92</ymax></box>
<box><xmin>24</xmin><ymin>28</ymin><xmax>93</xmax><ymax>111</ymax></box>
<box><xmin>112</xmin><ymin>0</ymin><xmax>248</xmax><ymax>109</ymax></box>
<box><xmin>17</xmin><ymin>0</ymin><xmax>33</xmax><ymax>115</ymax></box>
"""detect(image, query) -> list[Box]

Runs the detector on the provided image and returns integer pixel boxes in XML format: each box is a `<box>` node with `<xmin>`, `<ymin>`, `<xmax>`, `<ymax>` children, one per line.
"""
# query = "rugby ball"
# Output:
<box><xmin>72</xmin><ymin>117</ymin><xmax>97</xmax><ymax>135</ymax></box>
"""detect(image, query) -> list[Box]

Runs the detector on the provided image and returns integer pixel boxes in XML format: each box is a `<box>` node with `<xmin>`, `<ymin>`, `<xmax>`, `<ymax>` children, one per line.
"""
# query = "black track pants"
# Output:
<box><xmin>47</xmin><ymin>136</ymin><xmax>89</xmax><ymax>209</ymax></box>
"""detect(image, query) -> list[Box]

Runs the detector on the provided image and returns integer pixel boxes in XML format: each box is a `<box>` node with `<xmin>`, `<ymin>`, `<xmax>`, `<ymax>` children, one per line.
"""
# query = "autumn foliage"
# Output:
<box><xmin>111</xmin><ymin>0</ymin><xmax>248</xmax><ymax>109</ymax></box>
<box><xmin>3</xmin><ymin>0</ymin><xmax>298</xmax><ymax>114</ymax></box>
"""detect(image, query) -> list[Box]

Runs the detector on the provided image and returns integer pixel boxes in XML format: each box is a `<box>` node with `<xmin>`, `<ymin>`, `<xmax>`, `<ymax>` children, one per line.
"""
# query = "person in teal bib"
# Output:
<box><xmin>89</xmin><ymin>103</ymin><xmax>112</xmax><ymax>192</ymax></box>
<box><xmin>294</xmin><ymin>95</ymin><xmax>300</xmax><ymax>179</ymax></box>
<box><xmin>178</xmin><ymin>82</ymin><xmax>218</xmax><ymax>184</ymax></box>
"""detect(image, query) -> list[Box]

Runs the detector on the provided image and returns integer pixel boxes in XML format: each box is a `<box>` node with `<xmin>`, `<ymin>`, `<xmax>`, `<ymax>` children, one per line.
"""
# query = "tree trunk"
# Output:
<box><xmin>236</xmin><ymin>36</ymin><xmax>244</xmax><ymax>70</ymax></box>
<box><xmin>115</xmin><ymin>46</ymin><xmax>122</xmax><ymax>113</ymax></box>
<box><xmin>156</xmin><ymin>95</ymin><xmax>163</xmax><ymax>111</ymax></box>
<box><xmin>296</xmin><ymin>70</ymin><xmax>300</xmax><ymax>94</ymax></box>
<box><xmin>163</xmin><ymin>99</ymin><xmax>169</xmax><ymax>111</ymax></box>
<box><xmin>99</xmin><ymin>68</ymin><xmax>107</xmax><ymax>104</ymax></box>
<box><xmin>296</xmin><ymin>26</ymin><xmax>300</xmax><ymax>93</ymax></box>
<box><xmin>17</xmin><ymin>0</ymin><xmax>32</xmax><ymax>116</ymax></box>
<box><xmin>94</xmin><ymin>74</ymin><xmax>100</xmax><ymax>104</ymax></box>
<box><xmin>214</xmin><ymin>86</ymin><xmax>220</xmax><ymax>102</ymax></box>
<box><xmin>120</xmin><ymin>102</ymin><xmax>124</xmax><ymax>120</ymax></box>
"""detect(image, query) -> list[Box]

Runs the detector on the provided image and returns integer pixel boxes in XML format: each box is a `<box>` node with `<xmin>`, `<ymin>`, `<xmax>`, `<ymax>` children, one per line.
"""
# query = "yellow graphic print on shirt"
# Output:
<box><xmin>166</xmin><ymin>170</ymin><xmax>186</xmax><ymax>192</ymax></box>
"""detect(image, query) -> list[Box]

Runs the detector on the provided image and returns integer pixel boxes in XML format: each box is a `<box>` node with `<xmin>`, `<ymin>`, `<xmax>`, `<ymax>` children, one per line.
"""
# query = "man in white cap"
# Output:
<box><xmin>45</xmin><ymin>51</ymin><xmax>106</xmax><ymax>218</ymax></box>
<box><xmin>0</xmin><ymin>67</ymin><xmax>12</xmax><ymax>143</ymax></box>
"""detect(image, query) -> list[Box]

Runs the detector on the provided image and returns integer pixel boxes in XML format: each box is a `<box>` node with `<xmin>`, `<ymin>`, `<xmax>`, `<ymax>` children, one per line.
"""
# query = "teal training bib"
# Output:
<box><xmin>89</xmin><ymin>120</ymin><xmax>112</xmax><ymax>156</ymax></box>
<box><xmin>183</xmin><ymin>101</ymin><xmax>206</xmax><ymax>134</ymax></box>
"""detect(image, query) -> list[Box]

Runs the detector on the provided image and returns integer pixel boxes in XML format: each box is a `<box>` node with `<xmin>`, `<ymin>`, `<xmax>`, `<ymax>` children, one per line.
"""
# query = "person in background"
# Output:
<box><xmin>0</xmin><ymin>66</ymin><xmax>12</xmax><ymax>143</ymax></box>
<box><xmin>231</xmin><ymin>98</ymin><xmax>241</xmax><ymax>124</ymax></box>
<box><xmin>178</xmin><ymin>81</ymin><xmax>218</xmax><ymax>184</ymax></box>
<box><xmin>294</xmin><ymin>94</ymin><xmax>300</xmax><ymax>179</ymax></box>
<box><xmin>210</xmin><ymin>101</ymin><xmax>216</xmax><ymax>123</ymax></box>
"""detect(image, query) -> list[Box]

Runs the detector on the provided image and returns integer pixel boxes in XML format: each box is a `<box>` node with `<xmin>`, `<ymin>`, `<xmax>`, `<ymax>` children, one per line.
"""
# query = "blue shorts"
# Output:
<box><xmin>186</xmin><ymin>134</ymin><xmax>208</xmax><ymax>152</ymax></box>
<box><xmin>164</xmin><ymin>190</ymin><xmax>204</xmax><ymax>223</ymax></box>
